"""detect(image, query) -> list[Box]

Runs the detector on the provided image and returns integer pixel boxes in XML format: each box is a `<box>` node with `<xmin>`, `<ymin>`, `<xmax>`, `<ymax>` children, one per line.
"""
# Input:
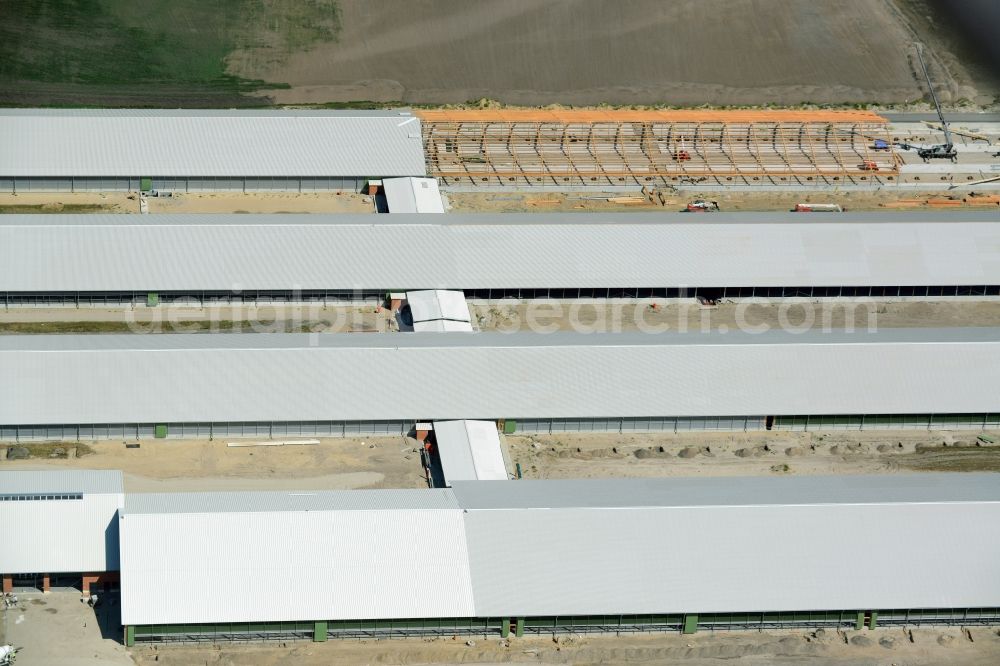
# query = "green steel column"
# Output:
<box><xmin>855</xmin><ymin>612</ymin><xmax>865</xmax><ymax>630</ymax></box>
<box><xmin>682</xmin><ymin>614</ymin><xmax>698</xmax><ymax>634</ymax></box>
<box><xmin>125</xmin><ymin>625</ymin><xmax>135</xmax><ymax>647</ymax></box>
<box><xmin>314</xmin><ymin>620</ymin><xmax>328</xmax><ymax>642</ymax></box>
<box><xmin>869</xmin><ymin>612</ymin><xmax>878</xmax><ymax>630</ymax></box>
<box><xmin>514</xmin><ymin>617</ymin><xmax>524</xmax><ymax>637</ymax></box>
<box><xmin>501</xmin><ymin>618</ymin><xmax>511</xmax><ymax>638</ymax></box>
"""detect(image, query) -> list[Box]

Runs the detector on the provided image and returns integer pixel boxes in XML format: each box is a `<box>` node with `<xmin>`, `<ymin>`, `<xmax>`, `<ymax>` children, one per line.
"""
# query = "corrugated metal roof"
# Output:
<box><xmin>0</xmin><ymin>109</ymin><xmax>425</xmax><ymax>177</ymax></box>
<box><xmin>0</xmin><ymin>469</ymin><xmax>123</xmax><ymax>495</ymax></box>
<box><xmin>451</xmin><ymin>474</ymin><xmax>1000</xmax><ymax>510</ymax></box>
<box><xmin>120</xmin><ymin>500</ymin><xmax>475</xmax><ymax>624</ymax></box>
<box><xmin>2</xmin><ymin>212</ymin><xmax>998</xmax><ymax>291</ymax></box>
<box><xmin>123</xmin><ymin>488</ymin><xmax>459</xmax><ymax>515</ymax></box>
<box><xmin>433</xmin><ymin>420</ymin><xmax>508</xmax><ymax>483</ymax></box>
<box><xmin>463</xmin><ymin>500</ymin><xmax>1000</xmax><ymax>615</ymax></box>
<box><xmin>460</xmin><ymin>474</ymin><xmax>1000</xmax><ymax>616</ymax></box>
<box><xmin>1</xmin><ymin>329</ymin><xmax>998</xmax><ymax>425</ymax></box>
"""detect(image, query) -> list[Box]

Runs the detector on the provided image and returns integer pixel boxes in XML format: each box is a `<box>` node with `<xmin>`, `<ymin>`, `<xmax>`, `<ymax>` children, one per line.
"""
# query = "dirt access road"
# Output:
<box><xmin>238</xmin><ymin>0</ymin><xmax>984</xmax><ymax>106</ymax></box>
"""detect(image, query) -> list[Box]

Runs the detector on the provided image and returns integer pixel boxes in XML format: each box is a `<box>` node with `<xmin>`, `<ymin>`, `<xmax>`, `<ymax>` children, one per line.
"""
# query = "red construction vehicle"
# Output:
<box><xmin>859</xmin><ymin>160</ymin><xmax>879</xmax><ymax>171</ymax></box>
<box><xmin>672</xmin><ymin>150</ymin><xmax>691</xmax><ymax>161</ymax></box>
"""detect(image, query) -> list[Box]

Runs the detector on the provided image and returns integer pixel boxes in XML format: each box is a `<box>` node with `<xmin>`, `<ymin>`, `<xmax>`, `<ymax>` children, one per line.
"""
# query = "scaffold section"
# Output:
<box><xmin>417</xmin><ymin>110</ymin><xmax>899</xmax><ymax>186</ymax></box>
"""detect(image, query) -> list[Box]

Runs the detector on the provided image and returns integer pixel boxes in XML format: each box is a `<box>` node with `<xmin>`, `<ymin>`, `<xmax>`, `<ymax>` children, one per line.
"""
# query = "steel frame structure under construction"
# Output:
<box><xmin>417</xmin><ymin>109</ymin><xmax>899</xmax><ymax>187</ymax></box>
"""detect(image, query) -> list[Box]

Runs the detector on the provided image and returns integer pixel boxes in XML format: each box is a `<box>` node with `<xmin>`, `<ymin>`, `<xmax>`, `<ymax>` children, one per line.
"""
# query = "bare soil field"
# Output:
<box><xmin>241</xmin><ymin>0</ymin><xmax>984</xmax><ymax>106</ymax></box>
<box><xmin>3</xmin><ymin>1</ymin><xmax>996</xmax><ymax>108</ymax></box>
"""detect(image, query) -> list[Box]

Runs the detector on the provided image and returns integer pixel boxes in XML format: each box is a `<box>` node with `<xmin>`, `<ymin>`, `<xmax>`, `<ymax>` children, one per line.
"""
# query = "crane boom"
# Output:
<box><xmin>915</xmin><ymin>43</ymin><xmax>953</xmax><ymax>148</ymax></box>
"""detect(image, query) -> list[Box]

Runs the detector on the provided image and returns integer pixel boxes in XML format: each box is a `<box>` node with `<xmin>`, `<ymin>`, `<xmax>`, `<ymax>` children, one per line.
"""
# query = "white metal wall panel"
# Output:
<box><xmin>463</xmin><ymin>502</ymin><xmax>1000</xmax><ymax>615</ymax></box>
<box><xmin>2</xmin><ymin>213</ymin><xmax>999</xmax><ymax>292</ymax></box>
<box><xmin>0</xmin><ymin>493</ymin><xmax>122</xmax><ymax>574</ymax></box>
<box><xmin>119</xmin><ymin>507</ymin><xmax>476</xmax><ymax>625</ymax></box>
<box><xmin>434</xmin><ymin>420</ymin><xmax>507</xmax><ymax>483</ymax></box>
<box><xmin>0</xmin><ymin>110</ymin><xmax>426</xmax><ymax>178</ymax></box>
<box><xmin>383</xmin><ymin>177</ymin><xmax>445</xmax><ymax>213</ymax></box>
<box><xmin>1</xmin><ymin>330</ymin><xmax>999</xmax><ymax>425</ymax></box>
<box><xmin>407</xmin><ymin>290</ymin><xmax>471</xmax><ymax>323</ymax></box>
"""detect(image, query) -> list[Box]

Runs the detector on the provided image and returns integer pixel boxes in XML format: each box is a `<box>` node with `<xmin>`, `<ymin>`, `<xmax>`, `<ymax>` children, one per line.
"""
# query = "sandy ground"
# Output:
<box><xmin>0</xmin><ymin>193</ymin><xmax>131</xmax><ymax>214</ymax></box>
<box><xmin>508</xmin><ymin>430</ymin><xmax>1000</xmax><ymax>480</ymax></box>
<box><xmin>146</xmin><ymin>192</ymin><xmax>374</xmax><ymax>214</ymax></box>
<box><xmin>235</xmin><ymin>0</ymin><xmax>978</xmax><ymax>106</ymax></box>
<box><xmin>0</xmin><ymin>438</ymin><xmax>429</xmax><ymax>493</ymax></box>
<box><xmin>3</xmin><ymin>188</ymin><xmax>996</xmax><ymax>217</ymax></box>
<box><xmin>470</xmin><ymin>300</ymin><xmax>1000</xmax><ymax>334</ymax></box>
<box><xmin>0</xmin><ymin>304</ymin><xmax>385</xmax><ymax>334</ymax></box>
<box><xmin>130</xmin><ymin>627</ymin><xmax>1000</xmax><ymax>666</ymax></box>
<box><xmin>444</xmin><ymin>189</ymin><xmax>1000</xmax><ymax>213</ymax></box>
<box><xmin>3</xmin><ymin>429</ymin><xmax>999</xmax><ymax>492</ymax></box>
<box><xmin>2</xmin><ymin>591</ymin><xmax>130</xmax><ymax>666</ymax></box>
<box><xmin>0</xmin><ymin>192</ymin><xmax>375</xmax><ymax>215</ymax></box>
<box><xmin>5</xmin><ymin>300</ymin><xmax>1000</xmax><ymax>335</ymax></box>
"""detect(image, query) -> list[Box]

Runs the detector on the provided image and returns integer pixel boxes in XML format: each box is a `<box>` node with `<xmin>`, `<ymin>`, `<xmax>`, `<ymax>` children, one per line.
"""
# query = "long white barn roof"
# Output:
<box><xmin>455</xmin><ymin>476</ymin><xmax>1000</xmax><ymax>616</ymax></box>
<box><xmin>0</xmin><ymin>109</ymin><xmax>426</xmax><ymax>177</ymax></box>
<box><xmin>118</xmin><ymin>474</ymin><xmax>1000</xmax><ymax>624</ymax></box>
<box><xmin>120</xmin><ymin>489</ymin><xmax>474</xmax><ymax>624</ymax></box>
<box><xmin>1</xmin><ymin>212</ymin><xmax>997</xmax><ymax>292</ymax></box>
<box><xmin>1</xmin><ymin>329</ymin><xmax>998</xmax><ymax>425</ymax></box>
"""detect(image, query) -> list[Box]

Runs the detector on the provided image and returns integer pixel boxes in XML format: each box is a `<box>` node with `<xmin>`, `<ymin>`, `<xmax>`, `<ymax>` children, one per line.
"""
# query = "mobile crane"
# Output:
<box><xmin>896</xmin><ymin>44</ymin><xmax>958</xmax><ymax>163</ymax></box>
